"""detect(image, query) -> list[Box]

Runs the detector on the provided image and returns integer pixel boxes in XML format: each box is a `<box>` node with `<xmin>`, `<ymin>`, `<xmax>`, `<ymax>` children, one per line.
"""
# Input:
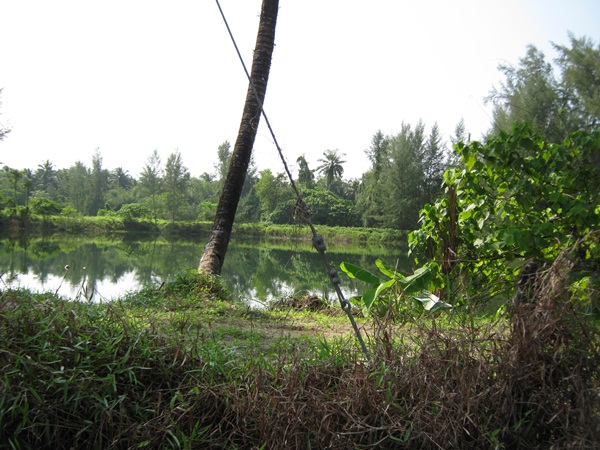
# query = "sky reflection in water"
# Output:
<box><xmin>0</xmin><ymin>234</ymin><xmax>409</xmax><ymax>305</ymax></box>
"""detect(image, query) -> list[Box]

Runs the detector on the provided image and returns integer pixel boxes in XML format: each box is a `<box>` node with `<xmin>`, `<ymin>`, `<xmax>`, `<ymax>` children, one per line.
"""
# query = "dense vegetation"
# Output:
<box><xmin>0</xmin><ymin>35</ymin><xmax>599</xmax><ymax>449</ymax></box>
<box><xmin>1</xmin><ymin>37</ymin><xmax>598</xmax><ymax>232</ymax></box>
<box><xmin>1</xmin><ymin>254</ymin><xmax>598</xmax><ymax>449</ymax></box>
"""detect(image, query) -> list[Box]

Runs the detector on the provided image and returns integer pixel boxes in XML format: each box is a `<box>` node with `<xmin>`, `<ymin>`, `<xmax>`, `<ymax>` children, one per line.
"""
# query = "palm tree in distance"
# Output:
<box><xmin>110</xmin><ymin>167</ymin><xmax>135</xmax><ymax>190</ymax></box>
<box><xmin>36</xmin><ymin>160</ymin><xmax>56</xmax><ymax>192</ymax></box>
<box><xmin>317</xmin><ymin>149</ymin><xmax>346</xmax><ymax>190</ymax></box>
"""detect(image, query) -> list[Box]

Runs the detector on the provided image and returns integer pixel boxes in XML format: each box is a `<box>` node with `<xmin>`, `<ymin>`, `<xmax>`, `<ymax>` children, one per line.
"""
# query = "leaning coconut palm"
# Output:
<box><xmin>199</xmin><ymin>0</ymin><xmax>279</xmax><ymax>275</ymax></box>
<box><xmin>317</xmin><ymin>149</ymin><xmax>346</xmax><ymax>190</ymax></box>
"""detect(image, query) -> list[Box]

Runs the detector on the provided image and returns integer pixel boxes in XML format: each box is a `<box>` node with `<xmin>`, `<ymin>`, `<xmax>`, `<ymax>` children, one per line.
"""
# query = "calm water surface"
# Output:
<box><xmin>0</xmin><ymin>232</ymin><xmax>410</xmax><ymax>304</ymax></box>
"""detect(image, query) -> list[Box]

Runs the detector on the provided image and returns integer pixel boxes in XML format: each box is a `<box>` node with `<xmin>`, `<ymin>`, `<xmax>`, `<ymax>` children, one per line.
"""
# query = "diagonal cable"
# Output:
<box><xmin>215</xmin><ymin>0</ymin><xmax>370</xmax><ymax>362</ymax></box>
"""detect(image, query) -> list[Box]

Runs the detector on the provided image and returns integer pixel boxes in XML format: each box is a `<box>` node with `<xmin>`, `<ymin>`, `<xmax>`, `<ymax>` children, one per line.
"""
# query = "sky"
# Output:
<box><xmin>0</xmin><ymin>1</ymin><xmax>599</xmax><ymax>181</ymax></box>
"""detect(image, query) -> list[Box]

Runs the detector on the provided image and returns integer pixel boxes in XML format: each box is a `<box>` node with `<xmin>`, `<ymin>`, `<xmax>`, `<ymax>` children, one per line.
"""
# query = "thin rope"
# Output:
<box><xmin>215</xmin><ymin>0</ymin><xmax>370</xmax><ymax>362</ymax></box>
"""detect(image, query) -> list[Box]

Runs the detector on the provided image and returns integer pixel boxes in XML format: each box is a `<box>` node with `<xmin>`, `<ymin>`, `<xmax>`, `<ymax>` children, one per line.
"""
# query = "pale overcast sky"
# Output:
<box><xmin>0</xmin><ymin>0</ymin><xmax>599</xmax><ymax>180</ymax></box>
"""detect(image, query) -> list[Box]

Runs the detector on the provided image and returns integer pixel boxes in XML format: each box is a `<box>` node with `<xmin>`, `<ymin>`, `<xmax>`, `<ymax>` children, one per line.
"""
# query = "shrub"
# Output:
<box><xmin>117</xmin><ymin>203</ymin><xmax>151</xmax><ymax>221</ymax></box>
<box><xmin>29</xmin><ymin>197</ymin><xmax>63</xmax><ymax>218</ymax></box>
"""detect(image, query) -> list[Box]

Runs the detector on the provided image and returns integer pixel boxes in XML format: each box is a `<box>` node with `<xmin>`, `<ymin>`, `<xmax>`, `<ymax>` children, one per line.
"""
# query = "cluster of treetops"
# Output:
<box><xmin>0</xmin><ymin>35</ymin><xmax>597</xmax><ymax>231</ymax></box>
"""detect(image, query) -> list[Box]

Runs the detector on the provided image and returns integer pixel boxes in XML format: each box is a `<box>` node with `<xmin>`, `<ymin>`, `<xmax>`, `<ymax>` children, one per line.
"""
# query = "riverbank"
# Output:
<box><xmin>1</xmin><ymin>271</ymin><xmax>598</xmax><ymax>449</ymax></box>
<box><xmin>3</xmin><ymin>215</ymin><xmax>407</xmax><ymax>246</ymax></box>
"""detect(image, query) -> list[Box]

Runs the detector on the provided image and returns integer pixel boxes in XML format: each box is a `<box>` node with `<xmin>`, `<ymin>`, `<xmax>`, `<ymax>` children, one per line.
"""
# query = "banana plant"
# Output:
<box><xmin>340</xmin><ymin>259</ymin><xmax>452</xmax><ymax>316</ymax></box>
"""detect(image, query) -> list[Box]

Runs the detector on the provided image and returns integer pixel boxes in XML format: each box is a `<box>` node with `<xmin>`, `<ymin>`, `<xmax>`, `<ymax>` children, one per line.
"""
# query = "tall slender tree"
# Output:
<box><xmin>215</xmin><ymin>141</ymin><xmax>232</xmax><ymax>185</ymax></box>
<box><xmin>89</xmin><ymin>149</ymin><xmax>109</xmax><ymax>215</ymax></box>
<box><xmin>448</xmin><ymin>118</ymin><xmax>468</xmax><ymax>167</ymax></box>
<box><xmin>139</xmin><ymin>150</ymin><xmax>163</xmax><ymax>222</ymax></box>
<box><xmin>554</xmin><ymin>34</ymin><xmax>600</xmax><ymax>131</ymax></box>
<box><xmin>357</xmin><ymin>131</ymin><xmax>389</xmax><ymax>227</ymax></box>
<box><xmin>486</xmin><ymin>36</ymin><xmax>600</xmax><ymax>142</ymax></box>
<box><xmin>22</xmin><ymin>169</ymin><xmax>33</xmax><ymax>207</ymax></box>
<box><xmin>421</xmin><ymin>123</ymin><xmax>446</xmax><ymax>205</ymax></box>
<box><xmin>365</xmin><ymin>131</ymin><xmax>389</xmax><ymax>181</ymax></box>
<box><xmin>296</xmin><ymin>155</ymin><xmax>314</xmax><ymax>187</ymax></box>
<box><xmin>199</xmin><ymin>0</ymin><xmax>279</xmax><ymax>275</ymax></box>
<box><xmin>450</xmin><ymin>118</ymin><xmax>468</xmax><ymax>147</ymax></box>
<box><xmin>164</xmin><ymin>150</ymin><xmax>191</xmax><ymax>222</ymax></box>
<box><xmin>380</xmin><ymin>122</ymin><xmax>426</xmax><ymax>230</ymax></box>
<box><xmin>5</xmin><ymin>167</ymin><xmax>22</xmax><ymax>207</ymax></box>
<box><xmin>64</xmin><ymin>161</ymin><xmax>90</xmax><ymax>214</ymax></box>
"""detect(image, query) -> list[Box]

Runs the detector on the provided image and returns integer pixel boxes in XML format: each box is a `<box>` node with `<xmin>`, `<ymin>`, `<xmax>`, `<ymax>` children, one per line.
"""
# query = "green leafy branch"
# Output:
<box><xmin>340</xmin><ymin>259</ymin><xmax>452</xmax><ymax>316</ymax></box>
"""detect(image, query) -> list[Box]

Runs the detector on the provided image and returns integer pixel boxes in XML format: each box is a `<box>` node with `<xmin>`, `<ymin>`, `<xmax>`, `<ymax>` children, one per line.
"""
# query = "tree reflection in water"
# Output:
<box><xmin>0</xmin><ymin>233</ymin><xmax>409</xmax><ymax>304</ymax></box>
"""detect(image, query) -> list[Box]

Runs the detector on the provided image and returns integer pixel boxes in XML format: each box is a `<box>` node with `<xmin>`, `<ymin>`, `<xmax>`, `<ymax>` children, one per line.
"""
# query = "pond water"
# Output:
<box><xmin>0</xmin><ymin>232</ymin><xmax>411</xmax><ymax>305</ymax></box>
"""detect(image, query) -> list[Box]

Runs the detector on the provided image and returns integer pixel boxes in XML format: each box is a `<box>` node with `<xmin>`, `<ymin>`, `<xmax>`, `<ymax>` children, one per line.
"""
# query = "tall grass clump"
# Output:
<box><xmin>0</xmin><ymin>275</ymin><xmax>239</xmax><ymax>450</ymax></box>
<box><xmin>2</xmin><ymin>293</ymin><xmax>170</xmax><ymax>448</ymax></box>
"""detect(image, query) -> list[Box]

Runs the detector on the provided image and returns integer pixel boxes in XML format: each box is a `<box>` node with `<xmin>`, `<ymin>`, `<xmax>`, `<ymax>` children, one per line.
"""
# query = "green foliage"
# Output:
<box><xmin>231</xmin><ymin>223</ymin><xmax>406</xmax><ymax>247</ymax></box>
<box><xmin>2</xmin><ymin>38</ymin><xmax>598</xmax><ymax>235</ymax></box>
<box><xmin>89</xmin><ymin>150</ymin><xmax>109</xmax><ymax>216</ymax></box>
<box><xmin>302</xmin><ymin>186</ymin><xmax>361</xmax><ymax>227</ymax></box>
<box><xmin>254</xmin><ymin>169</ymin><xmax>295</xmax><ymax>222</ymax></box>
<box><xmin>215</xmin><ymin>140</ymin><xmax>232</xmax><ymax>185</ymax></box>
<box><xmin>12</xmin><ymin>205</ymin><xmax>29</xmax><ymax>221</ymax></box>
<box><xmin>189</xmin><ymin>174</ymin><xmax>219</xmax><ymax>216</ymax></box>
<box><xmin>2</xmin><ymin>250</ymin><xmax>598</xmax><ymax>448</ymax></box>
<box><xmin>29</xmin><ymin>197</ymin><xmax>62</xmax><ymax>218</ymax></box>
<box><xmin>108</xmin><ymin>167</ymin><xmax>135</xmax><ymax>191</ymax></box>
<box><xmin>61</xmin><ymin>161</ymin><xmax>91</xmax><ymax>214</ymax></box>
<box><xmin>0</xmin><ymin>275</ymin><xmax>234</xmax><ymax>449</ymax></box>
<box><xmin>163</xmin><ymin>151</ymin><xmax>191</xmax><ymax>222</ymax></box>
<box><xmin>233</xmin><ymin>185</ymin><xmax>261</xmax><ymax>223</ymax></box>
<box><xmin>124</xmin><ymin>269</ymin><xmax>231</xmax><ymax>308</ymax></box>
<box><xmin>488</xmin><ymin>45</ymin><xmax>563</xmax><ymax>140</ymax></box>
<box><xmin>268</xmin><ymin>200</ymin><xmax>296</xmax><ymax>224</ymax></box>
<box><xmin>316</xmin><ymin>149</ymin><xmax>346</xmax><ymax>190</ymax></box>
<box><xmin>116</xmin><ymin>202</ymin><xmax>151</xmax><ymax>221</ymax></box>
<box><xmin>357</xmin><ymin>123</ymin><xmax>449</xmax><ymax>230</ymax></box>
<box><xmin>104</xmin><ymin>172</ymin><xmax>136</xmax><ymax>212</ymax></box>
<box><xmin>34</xmin><ymin>160</ymin><xmax>59</xmax><ymax>200</ymax></box>
<box><xmin>296</xmin><ymin>154</ymin><xmax>315</xmax><ymax>187</ymax></box>
<box><xmin>197</xmin><ymin>200</ymin><xmax>217</xmax><ymax>222</ymax></box>
<box><xmin>554</xmin><ymin>34</ymin><xmax>600</xmax><ymax>129</ymax></box>
<box><xmin>487</xmin><ymin>35</ymin><xmax>600</xmax><ymax>141</ymax></box>
<box><xmin>340</xmin><ymin>258</ymin><xmax>451</xmax><ymax>318</ymax></box>
<box><xmin>61</xmin><ymin>205</ymin><xmax>80</xmax><ymax>217</ymax></box>
<box><xmin>409</xmin><ymin>125</ymin><xmax>600</xmax><ymax>305</ymax></box>
<box><xmin>138</xmin><ymin>149</ymin><xmax>163</xmax><ymax>222</ymax></box>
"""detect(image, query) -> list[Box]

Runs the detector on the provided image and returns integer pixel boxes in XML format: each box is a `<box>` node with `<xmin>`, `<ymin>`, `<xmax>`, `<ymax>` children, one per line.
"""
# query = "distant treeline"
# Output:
<box><xmin>1</xmin><ymin>35</ymin><xmax>597</xmax><ymax>231</ymax></box>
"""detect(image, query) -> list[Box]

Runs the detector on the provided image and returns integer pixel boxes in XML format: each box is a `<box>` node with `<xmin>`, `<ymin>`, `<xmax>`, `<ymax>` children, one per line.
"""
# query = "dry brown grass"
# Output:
<box><xmin>195</xmin><ymin>248</ymin><xmax>599</xmax><ymax>449</ymax></box>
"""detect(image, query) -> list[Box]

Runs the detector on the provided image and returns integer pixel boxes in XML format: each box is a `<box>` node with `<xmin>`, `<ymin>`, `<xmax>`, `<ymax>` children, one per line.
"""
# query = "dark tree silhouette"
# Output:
<box><xmin>199</xmin><ymin>0</ymin><xmax>279</xmax><ymax>275</ymax></box>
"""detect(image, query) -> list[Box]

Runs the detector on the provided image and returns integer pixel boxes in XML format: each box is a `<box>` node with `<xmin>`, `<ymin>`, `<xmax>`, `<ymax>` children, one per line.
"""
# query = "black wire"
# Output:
<box><xmin>214</xmin><ymin>0</ymin><xmax>370</xmax><ymax>362</ymax></box>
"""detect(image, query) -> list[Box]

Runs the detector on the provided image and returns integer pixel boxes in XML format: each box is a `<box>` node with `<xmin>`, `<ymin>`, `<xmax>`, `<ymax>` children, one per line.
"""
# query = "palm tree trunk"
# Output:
<box><xmin>199</xmin><ymin>0</ymin><xmax>279</xmax><ymax>275</ymax></box>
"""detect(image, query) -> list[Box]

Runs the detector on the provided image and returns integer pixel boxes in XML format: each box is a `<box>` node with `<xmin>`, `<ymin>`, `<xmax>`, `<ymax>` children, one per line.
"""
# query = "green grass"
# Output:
<box><xmin>1</xmin><ymin>271</ymin><xmax>598</xmax><ymax>449</ymax></box>
<box><xmin>4</xmin><ymin>213</ymin><xmax>407</xmax><ymax>247</ymax></box>
<box><xmin>232</xmin><ymin>222</ymin><xmax>408</xmax><ymax>246</ymax></box>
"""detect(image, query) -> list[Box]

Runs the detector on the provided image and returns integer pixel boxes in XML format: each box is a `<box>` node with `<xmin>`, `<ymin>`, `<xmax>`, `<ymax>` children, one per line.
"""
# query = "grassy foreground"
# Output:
<box><xmin>1</xmin><ymin>271</ymin><xmax>599</xmax><ymax>449</ymax></box>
